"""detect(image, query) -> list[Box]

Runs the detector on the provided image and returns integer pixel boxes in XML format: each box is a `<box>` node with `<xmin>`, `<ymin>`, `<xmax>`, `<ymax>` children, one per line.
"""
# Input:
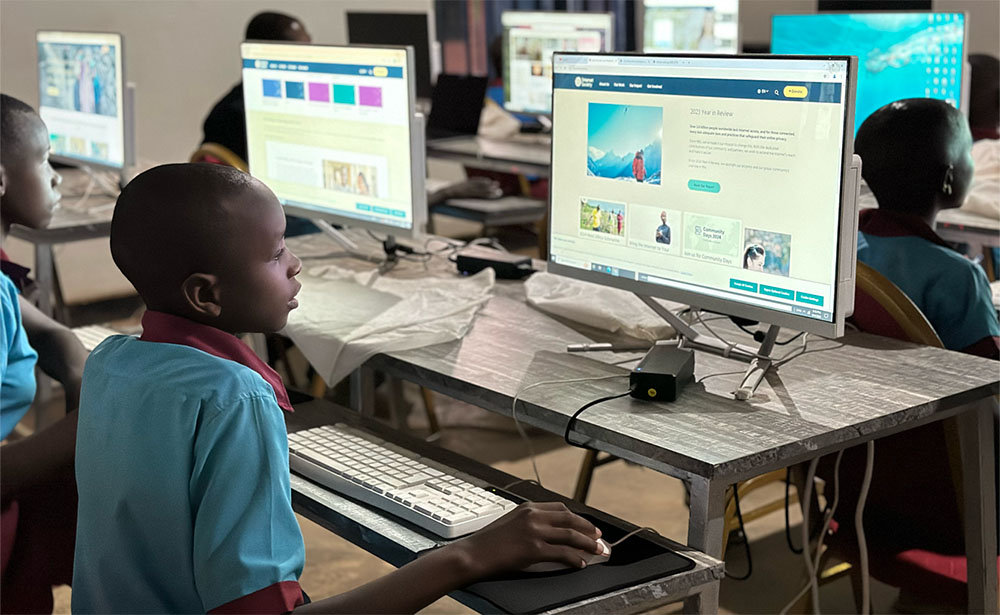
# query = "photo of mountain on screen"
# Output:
<box><xmin>586</xmin><ymin>102</ymin><xmax>662</xmax><ymax>185</ymax></box>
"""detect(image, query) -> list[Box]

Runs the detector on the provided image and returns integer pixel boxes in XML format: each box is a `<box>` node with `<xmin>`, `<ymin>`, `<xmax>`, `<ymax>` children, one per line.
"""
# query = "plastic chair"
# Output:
<box><xmin>189</xmin><ymin>142</ymin><xmax>248</xmax><ymax>172</ymax></box>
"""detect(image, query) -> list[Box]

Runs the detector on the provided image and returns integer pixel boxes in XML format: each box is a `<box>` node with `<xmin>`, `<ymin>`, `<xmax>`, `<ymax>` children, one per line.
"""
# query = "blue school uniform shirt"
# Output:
<box><xmin>73</xmin><ymin>312</ymin><xmax>304</xmax><ymax>614</ymax></box>
<box><xmin>1</xmin><ymin>272</ymin><xmax>38</xmax><ymax>440</ymax></box>
<box><xmin>857</xmin><ymin>208</ymin><xmax>1000</xmax><ymax>355</ymax></box>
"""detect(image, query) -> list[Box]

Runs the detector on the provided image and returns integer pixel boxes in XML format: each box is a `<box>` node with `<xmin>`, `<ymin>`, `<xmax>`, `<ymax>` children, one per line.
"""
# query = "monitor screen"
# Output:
<box><xmin>641</xmin><ymin>0</ymin><xmax>739</xmax><ymax>53</ymax></box>
<box><xmin>771</xmin><ymin>12</ymin><xmax>965</xmax><ymax>134</ymax></box>
<box><xmin>242</xmin><ymin>42</ymin><xmax>421</xmax><ymax>233</ymax></box>
<box><xmin>347</xmin><ymin>12</ymin><xmax>433</xmax><ymax>100</ymax></box>
<box><xmin>37</xmin><ymin>31</ymin><xmax>125</xmax><ymax>170</ymax></box>
<box><xmin>548</xmin><ymin>53</ymin><xmax>856</xmax><ymax>336</ymax></box>
<box><xmin>501</xmin><ymin>11</ymin><xmax>614</xmax><ymax>115</ymax></box>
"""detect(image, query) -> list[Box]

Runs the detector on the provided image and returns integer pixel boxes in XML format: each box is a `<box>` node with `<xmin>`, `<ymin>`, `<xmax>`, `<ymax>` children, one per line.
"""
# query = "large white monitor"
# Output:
<box><xmin>640</xmin><ymin>0</ymin><xmax>739</xmax><ymax>53</ymax></box>
<box><xmin>771</xmin><ymin>12</ymin><xmax>967</xmax><ymax>135</ymax></box>
<box><xmin>548</xmin><ymin>53</ymin><xmax>859</xmax><ymax>339</ymax></box>
<box><xmin>501</xmin><ymin>11</ymin><xmax>614</xmax><ymax>116</ymax></box>
<box><xmin>37</xmin><ymin>30</ymin><xmax>129</xmax><ymax>172</ymax></box>
<box><xmin>242</xmin><ymin>42</ymin><xmax>425</xmax><ymax>236</ymax></box>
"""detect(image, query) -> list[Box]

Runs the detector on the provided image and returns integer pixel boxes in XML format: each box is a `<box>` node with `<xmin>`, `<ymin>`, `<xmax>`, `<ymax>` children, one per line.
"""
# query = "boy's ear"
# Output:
<box><xmin>181</xmin><ymin>273</ymin><xmax>222</xmax><ymax>318</ymax></box>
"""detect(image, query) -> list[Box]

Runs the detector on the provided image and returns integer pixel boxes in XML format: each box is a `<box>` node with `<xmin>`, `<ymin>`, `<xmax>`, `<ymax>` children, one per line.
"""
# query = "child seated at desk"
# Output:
<box><xmin>72</xmin><ymin>163</ymin><xmax>603</xmax><ymax>613</ymax></box>
<box><xmin>854</xmin><ymin>98</ymin><xmax>999</xmax><ymax>358</ymax></box>
<box><xmin>0</xmin><ymin>93</ymin><xmax>90</xmax><ymax>613</ymax></box>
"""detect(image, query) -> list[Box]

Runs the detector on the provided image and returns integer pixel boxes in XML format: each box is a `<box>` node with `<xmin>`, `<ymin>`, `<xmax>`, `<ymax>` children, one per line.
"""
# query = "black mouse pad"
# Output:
<box><xmin>459</xmin><ymin>515</ymin><xmax>696</xmax><ymax>613</ymax></box>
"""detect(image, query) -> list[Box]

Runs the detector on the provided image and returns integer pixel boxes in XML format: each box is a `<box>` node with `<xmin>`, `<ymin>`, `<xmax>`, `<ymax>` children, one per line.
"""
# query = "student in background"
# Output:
<box><xmin>72</xmin><ymin>163</ymin><xmax>604</xmax><ymax>613</ymax></box>
<box><xmin>854</xmin><ymin>98</ymin><xmax>999</xmax><ymax>358</ymax></box>
<box><xmin>0</xmin><ymin>93</ymin><xmax>89</xmax><ymax>614</ymax></box>
<box><xmin>960</xmin><ymin>53</ymin><xmax>999</xmax><ymax>220</ymax></box>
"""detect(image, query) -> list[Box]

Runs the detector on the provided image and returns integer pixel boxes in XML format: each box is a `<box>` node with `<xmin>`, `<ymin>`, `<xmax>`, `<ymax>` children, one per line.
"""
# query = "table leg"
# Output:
<box><xmin>958</xmin><ymin>398</ymin><xmax>998</xmax><ymax>615</ymax></box>
<box><xmin>683</xmin><ymin>476</ymin><xmax>726</xmax><ymax>614</ymax></box>
<box><xmin>34</xmin><ymin>242</ymin><xmax>54</xmax><ymax>317</ymax></box>
<box><xmin>684</xmin><ymin>582</ymin><xmax>720</xmax><ymax>615</ymax></box>
<box><xmin>349</xmin><ymin>366</ymin><xmax>375</xmax><ymax>415</ymax></box>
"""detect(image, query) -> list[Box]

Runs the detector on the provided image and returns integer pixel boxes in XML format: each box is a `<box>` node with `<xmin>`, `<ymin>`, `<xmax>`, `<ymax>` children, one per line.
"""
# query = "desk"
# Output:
<box><xmin>288</xmin><ymin>234</ymin><xmax>998</xmax><ymax>613</ymax></box>
<box><xmin>427</xmin><ymin>135</ymin><xmax>551</xmax><ymax>177</ymax></box>
<box><xmin>287</xmin><ymin>396</ymin><xmax>724</xmax><ymax>614</ymax></box>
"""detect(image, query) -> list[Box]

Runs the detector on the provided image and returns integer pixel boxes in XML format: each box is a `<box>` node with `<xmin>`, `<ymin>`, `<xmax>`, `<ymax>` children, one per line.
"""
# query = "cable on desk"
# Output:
<box><xmin>734</xmin><ymin>322</ymin><xmax>806</xmax><ymax>346</ymax></box>
<box><xmin>726</xmin><ymin>484</ymin><xmax>753</xmax><ymax>581</ymax></box>
<box><xmin>563</xmin><ymin>389</ymin><xmax>634</xmax><ymax>448</ymax></box>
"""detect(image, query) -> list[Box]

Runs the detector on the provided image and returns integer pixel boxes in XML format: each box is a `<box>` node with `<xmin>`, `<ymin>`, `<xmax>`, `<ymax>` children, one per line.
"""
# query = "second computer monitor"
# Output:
<box><xmin>771</xmin><ymin>12</ymin><xmax>967</xmax><ymax>134</ymax></box>
<box><xmin>347</xmin><ymin>12</ymin><xmax>434</xmax><ymax>100</ymax></box>
<box><xmin>242</xmin><ymin>42</ymin><xmax>425</xmax><ymax>236</ymax></box>
<box><xmin>501</xmin><ymin>11</ymin><xmax>614</xmax><ymax>116</ymax></box>
<box><xmin>641</xmin><ymin>0</ymin><xmax>739</xmax><ymax>53</ymax></box>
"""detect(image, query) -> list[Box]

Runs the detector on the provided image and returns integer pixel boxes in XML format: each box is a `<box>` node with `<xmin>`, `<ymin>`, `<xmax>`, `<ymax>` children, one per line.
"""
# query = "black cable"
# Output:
<box><xmin>563</xmin><ymin>390</ymin><xmax>633</xmax><ymax>447</ymax></box>
<box><xmin>784</xmin><ymin>474</ymin><xmax>803</xmax><ymax>554</ymax></box>
<box><xmin>735</xmin><ymin>323</ymin><xmax>805</xmax><ymax>346</ymax></box>
<box><xmin>728</xmin><ymin>484</ymin><xmax>753</xmax><ymax>581</ymax></box>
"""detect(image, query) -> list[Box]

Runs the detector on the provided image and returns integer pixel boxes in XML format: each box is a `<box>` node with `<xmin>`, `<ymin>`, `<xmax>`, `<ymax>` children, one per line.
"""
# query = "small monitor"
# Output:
<box><xmin>641</xmin><ymin>0</ymin><xmax>740</xmax><ymax>54</ymax></box>
<box><xmin>36</xmin><ymin>30</ymin><xmax>128</xmax><ymax>171</ymax></box>
<box><xmin>242</xmin><ymin>42</ymin><xmax>425</xmax><ymax>237</ymax></box>
<box><xmin>771</xmin><ymin>12</ymin><xmax>966</xmax><ymax>134</ymax></box>
<box><xmin>347</xmin><ymin>12</ymin><xmax>435</xmax><ymax>100</ymax></box>
<box><xmin>549</xmin><ymin>53</ymin><xmax>859</xmax><ymax>338</ymax></box>
<box><xmin>501</xmin><ymin>11</ymin><xmax>614</xmax><ymax>116</ymax></box>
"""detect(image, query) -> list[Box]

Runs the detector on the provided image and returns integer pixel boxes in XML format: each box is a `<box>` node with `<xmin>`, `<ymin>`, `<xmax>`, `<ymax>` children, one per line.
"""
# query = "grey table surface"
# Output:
<box><xmin>427</xmin><ymin>135</ymin><xmax>551</xmax><ymax>177</ymax></box>
<box><xmin>286</xmin><ymin>397</ymin><xmax>724</xmax><ymax>615</ymax></box>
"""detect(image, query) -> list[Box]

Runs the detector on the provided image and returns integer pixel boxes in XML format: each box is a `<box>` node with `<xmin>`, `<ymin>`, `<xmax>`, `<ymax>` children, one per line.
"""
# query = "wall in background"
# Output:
<box><xmin>0</xmin><ymin>0</ymin><xmax>432</xmax><ymax>165</ymax></box>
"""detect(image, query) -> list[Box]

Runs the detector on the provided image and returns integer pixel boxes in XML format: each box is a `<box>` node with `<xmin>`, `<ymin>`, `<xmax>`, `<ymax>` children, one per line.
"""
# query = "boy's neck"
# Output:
<box><xmin>877</xmin><ymin>201</ymin><xmax>939</xmax><ymax>229</ymax></box>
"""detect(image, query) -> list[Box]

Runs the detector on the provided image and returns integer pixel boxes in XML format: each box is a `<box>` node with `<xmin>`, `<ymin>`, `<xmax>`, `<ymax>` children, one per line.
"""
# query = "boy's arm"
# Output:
<box><xmin>295</xmin><ymin>502</ymin><xmax>602</xmax><ymax>615</ymax></box>
<box><xmin>0</xmin><ymin>410</ymin><xmax>77</xmax><ymax>504</ymax></box>
<box><xmin>18</xmin><ymin>295</ymin><xmax>88</xmax><ymax>410</ymax></box>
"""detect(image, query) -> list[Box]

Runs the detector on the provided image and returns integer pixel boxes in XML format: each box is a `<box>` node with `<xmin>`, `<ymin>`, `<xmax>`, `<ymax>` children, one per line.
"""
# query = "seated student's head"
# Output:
<box><xmin>110</xmin><ymin>163</ymin><xmax>301</xmax><ymax>334</ymax></box>
<box><xmin>0</xmin><ymin>94</ymin><xmax>62</xmax><ymax>233</ymax></box>
<box><xmin>855</xmin><ymin>98</ymin><xmax>973</xmax><ymax>218</ymax></box>
<box><xmin>245</xmin><ymin>10</ymin><xmax>311</xmax><ymax>43</ymax></box>
<box><xmin>968</xmin><ymin>54</ymin><xmax>999</xmax><ymax>140</ymax></box>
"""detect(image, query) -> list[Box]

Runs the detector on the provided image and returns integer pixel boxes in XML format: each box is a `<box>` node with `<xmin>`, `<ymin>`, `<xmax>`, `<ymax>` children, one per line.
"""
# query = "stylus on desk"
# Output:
<box><xmin>567</xmin><ymin>342</ymin><xmax>653</xmax><ymax>353</ymax></box>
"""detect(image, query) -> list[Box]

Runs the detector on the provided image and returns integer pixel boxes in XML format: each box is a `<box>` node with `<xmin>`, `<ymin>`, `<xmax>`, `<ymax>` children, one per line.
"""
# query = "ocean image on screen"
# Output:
<box><xmin>586</xmin><ymin>102</ymin><xmax>663</xmax><ymax>185</ymax></box>
<box><xmin>38</xmin><ymin>42</ymin><xmax>118</xmax><ymax>117</ymax></box>
<box><xmin>771</xmin><ymin>13</ymin><xmax>964</xmax><ymax>134</ymax></box>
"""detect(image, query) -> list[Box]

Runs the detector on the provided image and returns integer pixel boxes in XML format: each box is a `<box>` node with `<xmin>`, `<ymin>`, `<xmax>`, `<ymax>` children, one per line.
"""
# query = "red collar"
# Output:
<box><xmin>858</xmin><ymin>208</ymin><xmax>953</xmax><ymax>251</ymax></box>
<box><xmin>0</xmin><ymin>249</ymin><xmax>32</xmax><ymax>292</ymax></box>
<box><xmin>139</xmin><ymin>311</ymin><xmax>293</xmax><ymax>412</ymax></box>
<box><xmin>971</xmin><ymin>127</ymin><xmax>1000</xmax><ymax>141</ymax></box>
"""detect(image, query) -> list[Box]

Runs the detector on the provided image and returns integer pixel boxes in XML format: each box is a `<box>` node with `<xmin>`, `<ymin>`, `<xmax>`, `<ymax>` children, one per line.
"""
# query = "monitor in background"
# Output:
<box><xmin>347</xmin><ymin>12</ymin><xmax>435</xmax><ymax>100</ymax></box>
<box><xmin>37</xmin><ymin>30</ymin><xmax>132</xmax><ymax>174</ymax></box>
<box><xmin>771</xmin><ymin>12</ymin><xmax>966</xmax><ymax>135</ymax></box>
<box><xmin>501</xmin><ymin>11</ymin><xmax>614</xmax><ymax>116</ymax></box>
<box><xmin>242</xmin><ymin>42</ymin><xmax>425</xmax><ymax>241</ymax></box>
<box><xmin>426</xmin><ymin>74</ymin><xmax>488</xmax><ymax>141</ymax></box>
<box><xmin>548</xmin><ymin>53</ymin><xmax>859</xmax><ymax>394</ymax></box>
<box><xmin>640</xmin><ymin>0</ymin><xmax>739</xmax><ymax>54</ymax></box>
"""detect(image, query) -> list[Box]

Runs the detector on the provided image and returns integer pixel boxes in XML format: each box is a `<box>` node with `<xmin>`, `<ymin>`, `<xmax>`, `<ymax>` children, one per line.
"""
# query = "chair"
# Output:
<box><xmin>189</xmin><ymin>142</ymin><xmax>248</xmax><ymax>172</ymax></box>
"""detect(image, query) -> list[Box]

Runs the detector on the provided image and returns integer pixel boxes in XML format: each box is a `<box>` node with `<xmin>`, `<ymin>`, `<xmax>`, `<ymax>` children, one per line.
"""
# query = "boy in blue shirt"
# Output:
<box><xmin>74</xmin><ymin>163</ymin><xmax>603</xmax><ymax>613</ymax></box>
<box><xmin>855</xmin><ymin>98</ymin><xmax>999</xmax><ymax>358</ymax></box>
<box><xmin>1</xmin><ymin>93</ymin><xmax>90</xmax><ymax>613</ymax></box>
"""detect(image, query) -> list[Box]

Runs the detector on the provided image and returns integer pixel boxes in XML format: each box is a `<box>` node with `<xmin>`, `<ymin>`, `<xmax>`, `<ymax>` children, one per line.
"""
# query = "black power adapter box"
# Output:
<box><xmin>455</xmin><ymin>245</ymin><xmax>533</xmax><ymax>279</ymax></box>
<box><xmin>629</xmin><ymin>345</ymin><xmax>695</xmax><ymax>402</ymax></box>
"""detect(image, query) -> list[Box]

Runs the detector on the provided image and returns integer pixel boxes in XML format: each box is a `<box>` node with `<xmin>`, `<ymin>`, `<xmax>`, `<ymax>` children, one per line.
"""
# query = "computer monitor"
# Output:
<box><xmin>347</xmin><ymin>12</ymin><xmax>435</xmax><ymax>100</ymax></box>
<box><xmin>548</xmin><ymin>53</ymin><xmax>859</xmax><ymax>343</ymax></box>
<box><xmin>241</xmin><ymin>42</ymin><xmax>426</xmax><ymax>238</ymax></box>
<box><xmin>640</xmin><ymin>0</ymin><xmax>739</xmax><ymax>54</ymax></box>
<box><xmin>501</xmin><ymin>11</ymin><xmax>614</xmax><ymax>116</ymax></box>
<box><xmin>771</xmin><ymin>12</ymin><xmax>967</xmax><ymax>135</ymax></box>
<box><xmin>36</xmin><ymin>30</ymin><xmax>132</xmax><ymax>173</ymax></box>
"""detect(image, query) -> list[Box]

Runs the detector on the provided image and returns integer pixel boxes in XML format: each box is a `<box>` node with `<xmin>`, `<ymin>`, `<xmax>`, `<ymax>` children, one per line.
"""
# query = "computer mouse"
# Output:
<box><xmin>522</xmin><ymin>538</ymin><xmax>611</xmax><ymax>573</ymax></box>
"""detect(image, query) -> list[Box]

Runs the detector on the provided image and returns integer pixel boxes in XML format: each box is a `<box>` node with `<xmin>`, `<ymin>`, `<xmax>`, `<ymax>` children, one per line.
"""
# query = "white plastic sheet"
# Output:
<box><xmin>524</xmin><ymin>272</ymin><xmax>675</xmax><ymax>342</ymax></box>
<box><xmin>282</xmin><ymin>264</ymin><xmax>495</xmax><ymax>386</ymax></box>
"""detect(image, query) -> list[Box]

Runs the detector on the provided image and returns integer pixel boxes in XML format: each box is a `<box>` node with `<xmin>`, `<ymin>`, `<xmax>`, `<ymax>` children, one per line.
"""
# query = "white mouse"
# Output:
<box><xmin>522</xmin><ymin>537</ymin><xmax>611</xmax><ymax>573</ymax></box>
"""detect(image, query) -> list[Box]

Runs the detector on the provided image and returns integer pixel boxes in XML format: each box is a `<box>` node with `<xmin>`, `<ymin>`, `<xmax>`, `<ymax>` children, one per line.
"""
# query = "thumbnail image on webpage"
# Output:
<box><xmin>587</xmin><ymin>102</ymin><xmax>662</xmax><ymax>185</ymax></box>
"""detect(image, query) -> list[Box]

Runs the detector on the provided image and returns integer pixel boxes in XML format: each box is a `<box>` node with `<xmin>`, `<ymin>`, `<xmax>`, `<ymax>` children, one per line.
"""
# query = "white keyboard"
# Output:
<box><xmin>288</xmin><ymin>424</ymin><xmax>519</xmax><ymax>538</ymax></box>
<box><xmin>73</xmin><ymin>325</ymin><xmax>121</xmax><ymax>352</ymax></box>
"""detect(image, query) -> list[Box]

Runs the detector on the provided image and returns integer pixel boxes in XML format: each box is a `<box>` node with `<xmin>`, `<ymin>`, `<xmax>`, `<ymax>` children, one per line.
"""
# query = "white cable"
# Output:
<box><xmin>510</xmin><ymin>374</ymin><xmax>629</xmax><ymax>487</ymax></box>
<box><xmin>692</xmin><ymin>310</ymin><xmax>810</xmax><ymax>365</ymax></box>
<box><xmin>856</xmin><ymin>442</ymin><xmax>875</xmax><ymax>615</ymax></box>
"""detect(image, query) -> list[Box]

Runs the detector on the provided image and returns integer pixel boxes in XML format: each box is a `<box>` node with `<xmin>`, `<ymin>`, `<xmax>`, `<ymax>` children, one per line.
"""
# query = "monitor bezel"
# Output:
<box><xmin>500</xmin><ymin>10</ymin><xmax>616</xmax><ymax>117</ymax></box>
<box><xmin>546</xmin><ymin>51</ymin><xmax>858</xmax><ymax>339</ymax></box>
<box><xmin>636</xmin><ymin>0</ymin><xmax>742</xmax><ymax>55</ymax></box>
<box><xmin>240</xmin><ymin>41</ymin><xmax>426</xmax><ymax>239</ymax></box>
<box><xmin>35</xmin><ymin>29</ymin><xmax>128</xmax><ymax>173</ymax></box>
<box><xmin>345</xmin><ymin>11</ymin><xmax>436</xmax><ymax>100</ymax></box>
<box><xmin>769</xmin><ymin>12</ymin><xmax>969</xmax><ymax>124</ymax></box>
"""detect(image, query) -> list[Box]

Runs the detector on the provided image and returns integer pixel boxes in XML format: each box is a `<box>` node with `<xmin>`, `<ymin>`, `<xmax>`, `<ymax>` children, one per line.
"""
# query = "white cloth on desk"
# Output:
<box><xmin>524</xmin><ymin>272</ymin><xmax>675</xmax><ymax>342</ymax></box>
<box><xmin>961</xmin><ymin>138</ymin><xmax>999</xmax><ymax>219</ymax></box>
<box><xmin>282</xmin><ymin>264</ymin><xmax>495</xmax><ymax>386</ymax></box>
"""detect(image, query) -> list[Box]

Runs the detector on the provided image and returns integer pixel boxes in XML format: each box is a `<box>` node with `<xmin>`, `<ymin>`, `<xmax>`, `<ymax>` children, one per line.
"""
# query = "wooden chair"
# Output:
<box><xmin>189</xmin><ymin>142</ymin><xmax>248</xmax><ymax>172</ymax></box>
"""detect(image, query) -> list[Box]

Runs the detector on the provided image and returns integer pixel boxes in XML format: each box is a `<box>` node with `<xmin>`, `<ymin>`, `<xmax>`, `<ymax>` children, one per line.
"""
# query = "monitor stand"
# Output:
<box><xmin>635</xmin><ymin>294</ymin><xmax>781</xmax><ymax>400</ymax></box>
<box><xmin>311</xmin><ymin>219</ymin><xmax>402</xmax><ymax>274</ymax></box>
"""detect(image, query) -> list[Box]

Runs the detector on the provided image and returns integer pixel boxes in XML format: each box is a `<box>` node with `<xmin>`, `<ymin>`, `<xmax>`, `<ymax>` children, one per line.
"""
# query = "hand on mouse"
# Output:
<box><xmin>448</xmin><ymin>502</ymin><xmax>603</xmax><ymax>579</ymax></box>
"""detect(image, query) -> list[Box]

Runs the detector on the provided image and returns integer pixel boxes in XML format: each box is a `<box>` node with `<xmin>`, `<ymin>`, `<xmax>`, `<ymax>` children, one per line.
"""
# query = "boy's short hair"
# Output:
<box><xmin>110</xmin><ymin>163</ymin><xmax>254</xmax><ymax>303</ymax></box>
<box><xmin>245</xmin><ymin>11</ymin><xmax>305</xmax><ymax>41</ymax></box>
<box><xmin>0</xmin><ymin>94</ymin><xmax>38</xmax><ymax>155</ymax></box>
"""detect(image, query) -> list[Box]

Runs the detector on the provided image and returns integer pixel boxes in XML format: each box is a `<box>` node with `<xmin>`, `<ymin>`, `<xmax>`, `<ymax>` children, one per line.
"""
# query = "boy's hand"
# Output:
<box><xmin>452</xmin><ymin>502</ymin><xmax>602</xmax><ymax>578</ymax></box>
